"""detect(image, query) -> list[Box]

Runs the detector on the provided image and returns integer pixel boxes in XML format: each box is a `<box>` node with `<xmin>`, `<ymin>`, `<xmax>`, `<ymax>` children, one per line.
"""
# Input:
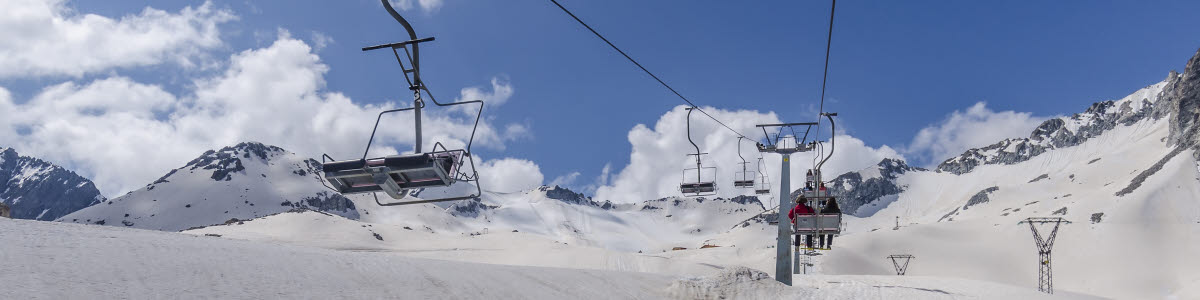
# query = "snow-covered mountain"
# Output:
<box><xmin>58</xmin><ymin>142</ymin><xmax>358</xmax><ymax>231</ymax></box>
<box><xmin>357</xmin><ymin>184</ymin><xmax>767</xmax><ymax>253</ymax></box>
<box><xmin>0</xmin><ymin>147</ymin><xmax>105</xmax><ymax>221</ymax></box>
<box><xmin>816</xmin><ymin>158</ymin><xmax>925</xmax><ymax>217</ymax></box>
<box><xmin>32</xmin><ymin>48</ymin><xmax>1200</xmax><ymax>300</ymax></box>
<box><xmin>739</xmin><ymin>49</ymin><xmax>1200</xmax><ymax>299</ymax></box>
<box><xmin>936</xmin><ymin>74</ymin><xmax>1172</xmax><ymax>175</ymax></box>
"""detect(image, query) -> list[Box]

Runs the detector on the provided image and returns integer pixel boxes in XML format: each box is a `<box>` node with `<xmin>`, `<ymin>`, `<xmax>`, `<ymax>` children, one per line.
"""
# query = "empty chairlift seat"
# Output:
<box><xmin>734</xmin><ymin>178</ymin><xmax>755</xmax><ymax>188</ymax></box>
<box><xmin>680</xmin><ymin>181</ymin><xmax>717</xmax><ymax>194</ymax></box>
<box><xmin>323</xmin><ymin>150</ymin><xmax>463</xmax><ymax>199</ymax></box>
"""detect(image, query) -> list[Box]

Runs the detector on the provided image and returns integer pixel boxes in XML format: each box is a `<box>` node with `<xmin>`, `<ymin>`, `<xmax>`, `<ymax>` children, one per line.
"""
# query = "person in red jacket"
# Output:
<box><xmin>789</xmin><ymin>196</ymin><xmax>815</xmax><ymax>248</ymax></box>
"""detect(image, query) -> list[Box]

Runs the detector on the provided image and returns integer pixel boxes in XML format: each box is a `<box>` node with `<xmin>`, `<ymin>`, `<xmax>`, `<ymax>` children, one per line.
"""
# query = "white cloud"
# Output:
<box><xmin>310</xmin><ymin>31</ymin><xmax>334</xmax><ymax>51</ymax></box>
<box><xmin>548</xmin><ymin>171</ymin><xmax>580</xmax><ymax>188</ymax></box>
<box><xmin>905</xmin><ymin>102</ymin><xmax>1049</xmax><ymax>166</ymax></box>
<box><xmin>0</xmin><ymin>31</ymin><xmax>527</xmax><ymax>197</ymax></box>
<box><xmin>457</xmin><ymin>76</ymin><xmax>515</xmax><ymax>109</ymax></box>
<box><xmin>0</xmin><ymin>0</ymin><xmax>235</xmax><ymax>78</ymax></box>
<box><xmin>593</xmin><ymin>106</ymin><xmax>901</xmax><ymax>203</ymax></box>
<box><xmin>389</xmin><ymin>0</ymin><xmax>444</xmax><ymax>13</ymax></box>
<box><xmin>476</xmin><ymin>158</ymin><xmax>544</xmax><ymax>193</ymax></box>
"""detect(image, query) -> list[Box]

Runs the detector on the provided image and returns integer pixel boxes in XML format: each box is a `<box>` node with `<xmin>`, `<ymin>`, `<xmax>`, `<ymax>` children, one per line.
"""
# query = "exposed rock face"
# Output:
<box><xmin>538</xmin><ymin>185</ymin><xmax>614</xmax><ymax>209</ymax></box>
<box><xmin>1115</xmin><ymin>146</ymin><xmax>1186</xmax><ymax>196</ymax></box>
<box><xmin>963</xmin><ymin>186</ymin><xmax>999</xmax><ymax>210</ymax></box>
<box><xmin>291</xmin><ymin>191</ymin><xmax>357</xmax><ymax>215</ymax></box>
<box><xmin>1159</xmin><ymin>49</ymin><xmax>1200</xmax><ymax>157</ymax></box>
<box><xmin>795</xmin><ymin>158</ymin><xmax>925</xmax><ymax>217</ymax></box>
<box><xmin>0</xmin><ymin>147</ymin><xmax>105</xmax><ymax>220</ymax></box>
<box><xmin>185</xmin><ymin>142</ymin><xmax>286</xmax><ymax>182</ymax></box>
<box><xmin>446</xmin><ymin>199</ymin><xmax>496</xmax><ymax>218</ymax></box>
<box><xmin>728</xmin><ymin>195</ymin><xmax>763</xmax><ymax>208</ymax></box>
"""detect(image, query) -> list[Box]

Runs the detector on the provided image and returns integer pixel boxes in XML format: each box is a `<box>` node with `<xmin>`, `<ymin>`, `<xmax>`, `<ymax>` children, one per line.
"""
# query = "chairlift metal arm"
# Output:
<box><xmin>362</xmin><ymin>37</ymin><xmax>436</xmax><ymax>52</ymax></box>
<box><xmin>361</xmin><ymin>106</ymin><xmax>419</xmax><ymax>161</ymax></box>
<box><xmin>737</xmin><ymin>137</ymin><xmax>748</xmax><ymax>173</ymax></box>
<box><xmin>316</xmin><ymin>154</ymin><xmax>340</xmax><ymax>193</ymax></box>
<box><xmin>816</xmin><ymin>113</ymin><xmax>837</xmax><ymax>170</ymax></box>
<box><xmin>380</xmin><ymin>0</ymin><xmax>422</xmax><ymax>82</ymax></box>
<box><xmin>684</xmin><ymin>107</ymin><xmax>703</xmax><ymax>179</ymax></box>
<box><xmin>760</xmin><ymin>127</ymin><xmax>774</xmax><ymax>148</ymax></box>
<box><xmin>756</xmin><ymin>122</ymin><xmax>818</xmax><ymax>147</ymax></box>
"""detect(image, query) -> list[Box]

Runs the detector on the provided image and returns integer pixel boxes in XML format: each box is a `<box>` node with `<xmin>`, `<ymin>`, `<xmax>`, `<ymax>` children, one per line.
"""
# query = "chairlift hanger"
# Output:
<box><xmin>680</xmin><ymin>107</ymin><xmax>717</xmax><ymax>197</ymax></box>
<box><xmin>318</xmin><ymin>0</ymin><xmax>485</xmax><ymax>206</ymax></box>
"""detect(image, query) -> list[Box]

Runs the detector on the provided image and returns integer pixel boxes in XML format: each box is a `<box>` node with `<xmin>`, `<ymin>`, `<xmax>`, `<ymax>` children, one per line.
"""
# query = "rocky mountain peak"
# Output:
<box><xmin>937</xmin><ymin>74</ymin><xmax>1177</xmax><ymax>175</ymax></box>
<box><xmin>537</xmin><ymin>185</ymin><xmax>615</xmax><ymax>209</ymax></box>
<box><xmin>1162</xmin><ymin>48</ymin><xmax>1200</xmax><ymax>153</ymax></box>
<box><xmin>0</xmin><ymin>147</ymin><xmax>105</xmax><ymax>221</ymax></box>
<box><xmin>61</xmin><ymin>141</ymin><xmax>357</xmax><ymax>231</ymax></box>
<box><xmin>183</xmin><ymin>142</ymin><xmax>293</xmax><ymax>181</ymax></box>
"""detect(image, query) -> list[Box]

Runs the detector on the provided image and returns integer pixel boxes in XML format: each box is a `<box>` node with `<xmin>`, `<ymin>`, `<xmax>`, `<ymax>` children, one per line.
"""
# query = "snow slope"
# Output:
<box><xmin>1</xmin><ymin>215</ymin><xmax>1085</xmax><ymax>299</ymax></box>
<box><xmin>58</xmin><ymin>142</ymin><xmax>357</xmax><ymax>231</ymax></box>
<box><xmin>355</xmin><ymin>186</ymin><xmax>769</xmax><ymax>253</ymax></box>
<box><xmin>692</xmin><ymin>79</ymin><xmax>1200</xmax><ymax>299</ymax></box>
<box><xmin>186</xmin><ymin>209</ymin><xmax>726</xmax><ymax>277</ymax></box>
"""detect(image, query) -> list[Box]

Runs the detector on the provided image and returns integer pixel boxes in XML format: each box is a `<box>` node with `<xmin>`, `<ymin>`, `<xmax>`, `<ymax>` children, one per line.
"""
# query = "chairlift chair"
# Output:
<box><xmin>319</xmin><ymin>0</ymin><xmax>484</xmax><ymax>206</ymax></box>
<box><xmin>788</xmin><ymin>113</ymin><xmax>845</xmax><ymax>249</ymax></box>
<box><xmin>754</xmin><ymin>157</ymin><xmax>772</xmax><ymax>195</ymax></box>
<box><xmin>679</xmin><ymin>107</ymin><xmax>718</xmax><ymax>197</ymax></box>
<box><xmin>733</xmin><ymin>137</ymin><xmax>756</xmax><ymax>188</ymax></box>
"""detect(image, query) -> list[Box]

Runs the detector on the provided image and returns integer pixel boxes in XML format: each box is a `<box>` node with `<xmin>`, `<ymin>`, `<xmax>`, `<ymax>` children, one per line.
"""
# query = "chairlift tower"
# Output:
<box><xmin>757</xmin><ymin>121</ymin><xmax>815</xmax><ymax>286</ymax></box>
<box><xmin>1019</xmin><ymin>217</ymin><xmax>1071</xmax><ymax>294</ymax></box>
<box><xmin>758</xmin><ymin>112</ymin><xmax>836</xmax><ymax>286</ymax></box>
<box><xmin>887</xmin><ymin>254</ymin><xmax>915</xmax><ymax>275</ymax></box>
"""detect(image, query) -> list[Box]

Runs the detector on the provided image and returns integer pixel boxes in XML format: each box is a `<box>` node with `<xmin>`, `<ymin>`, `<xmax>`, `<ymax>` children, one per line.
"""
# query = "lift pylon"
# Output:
<box><xmin>756</xmin><ymin>121</ymin><xmax>817</xmax><ymax>286</ymax></box>
<box><xmin>887</xmin><ymin>254</ymin><xmax>915</xmax><ymax>275</ymax></box>
<box><xmin>1019</xmin><ymin>217</ymin><xmax>1071</xmax><ymax>294</ymax></box>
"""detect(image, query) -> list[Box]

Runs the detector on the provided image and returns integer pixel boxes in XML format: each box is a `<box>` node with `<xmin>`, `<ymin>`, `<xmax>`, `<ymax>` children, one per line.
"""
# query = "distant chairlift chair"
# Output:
<box><xmin>733</xmin><ymin>137</ymin><xmax>756</xmax><ymax>189</ymax></box>
<box><xmin>679</xmin><ymin>107</ymin><xmax>718</xmax><ymax>197</ymax></box>
<box><xmin>754</xmin><ymin>157</ymin><xmax>772</xmax><ymax>195</ymax></box>
<box><xmin>320</xmin><ymin>0</ymin><xmax>483</xmax><ymax>206</ymax></box>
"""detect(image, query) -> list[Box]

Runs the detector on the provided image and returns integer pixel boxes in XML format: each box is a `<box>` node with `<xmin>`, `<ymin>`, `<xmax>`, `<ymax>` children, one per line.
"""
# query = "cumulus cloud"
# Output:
<box><xmin>457</xmin><ymin>77</ymin><xmax>515</xmax><ymax>109</ymax></box>
<box><xmin>593</xmin><ymin>106</ymin><xmax>901</xmax><ymax>203</ymax></box>
<box><xmin>548</xmin><ymin>172</ymin><xmax>580</xmax><ymax>187</ymax></box>
<box><xmin>476</xmin><ymin>158</ymin><xmax>544</xmax><ymax>193</ymax></box>
<box><xmin>310</xmin><ymin>31</ymin><xmax>334</xmax><ymax>51</ymax></box>
<box><xmin>0</xmin><ymin>0</ymin><xmax>235</xmax><ymax>78</ymax></box>
<box><xmin>389</xmin><ymin>0</ymin><xmax>444</xmax><ymax>13</ymax></box>
<box><xmin>0</xmin><ymin>31</ymin><xmax>526</xmax><ymax>197</ymax></box>
<box><xmin>905</xmin><ymin>102</ymin><xmax>1049</xmax><ymax>166</ymax></box>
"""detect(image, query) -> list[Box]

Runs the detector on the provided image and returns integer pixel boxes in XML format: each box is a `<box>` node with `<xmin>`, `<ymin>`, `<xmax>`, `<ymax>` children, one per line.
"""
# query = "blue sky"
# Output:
<box><xmin>4</xmin><ymin>0</ymin><xmax>1200</xmax><ymax>199</ymax></box>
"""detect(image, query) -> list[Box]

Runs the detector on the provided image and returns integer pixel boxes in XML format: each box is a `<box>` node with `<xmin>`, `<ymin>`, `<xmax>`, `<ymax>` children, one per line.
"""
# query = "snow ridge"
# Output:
<box><xmin>936</xmin><ymin>80</ymin><xmax>1170</xmax><ymax>174</ymax></box>
<box><xmin>58</xmin><ymin>142</ymin><xmax>357</xmax><ymax>231</ymax></box>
